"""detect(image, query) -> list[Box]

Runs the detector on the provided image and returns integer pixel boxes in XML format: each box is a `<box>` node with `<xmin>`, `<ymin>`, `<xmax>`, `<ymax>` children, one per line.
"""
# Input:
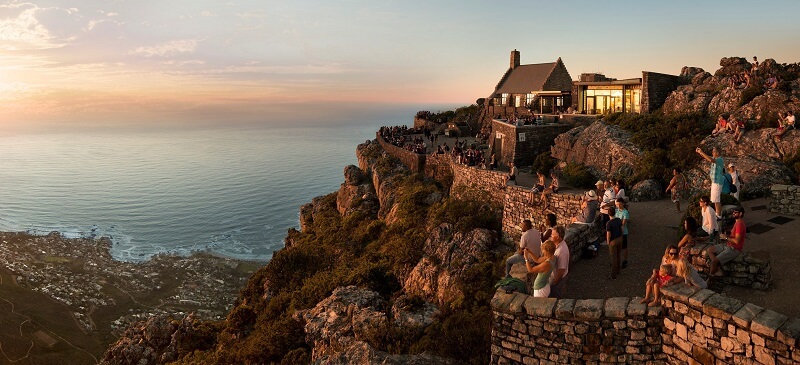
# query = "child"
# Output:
<box><xmin>674</xmin><ymin>258</ymin><xmax>707</xmax><ymax>289</ymax></box>
<box><xmin>640</xmin><ymin>264</ymin><xmax>679</xmax><ymax>307</ymax></box>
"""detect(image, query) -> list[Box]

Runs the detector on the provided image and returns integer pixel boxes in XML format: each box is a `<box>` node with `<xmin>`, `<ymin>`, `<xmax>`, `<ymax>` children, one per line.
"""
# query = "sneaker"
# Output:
<box><xmin>622</xmin><ymin>260</ymin><xmax>628</xmax><ymax>269</ymax></box>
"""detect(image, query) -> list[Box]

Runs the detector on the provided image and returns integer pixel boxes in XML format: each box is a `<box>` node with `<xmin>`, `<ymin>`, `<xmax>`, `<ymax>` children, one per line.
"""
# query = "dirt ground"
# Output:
<box><xmin>563</xmin><ymin>196</ymin><xmax>800</xmax><ymax>319</ymax></box>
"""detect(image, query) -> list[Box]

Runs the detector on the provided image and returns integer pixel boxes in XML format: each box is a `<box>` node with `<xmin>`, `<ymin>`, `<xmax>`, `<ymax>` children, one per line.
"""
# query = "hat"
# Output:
<box><xmin>595</xmin><ymin>180</ymin><xmax>604</xmax><ymax>186</ymax></box>
<box><xmin>585</xmin><ymin>190</ymin><xmax>597</xmax><ymax>199</ymax></box>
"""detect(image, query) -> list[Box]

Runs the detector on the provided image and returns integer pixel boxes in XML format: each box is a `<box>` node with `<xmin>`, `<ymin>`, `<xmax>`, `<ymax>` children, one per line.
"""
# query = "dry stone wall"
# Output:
<box><xmin>491</xmin><ymin>292</ymin><xmax>666</xmax><ymax>364</ymax></box>
<box><xmin>376</xmin><ymin>133</ymin><xmax>426</xmax><ymax>173</ymax></box>
<box><xmin>770</xmin><ymin>184</ymin><xmax>800</xmax><ymax>215</ymax></box>
<box><xmin>683</xmin><ymin>243</ymin><xmax>771</xmax><ymax>290</ymax></box>
<box><xmin>660</xmin><ymin>285</ymin><xmax>800</xmax><ymax>365</ymax></box>
<box><xmin>491</xmin><ymin>286</ymin><xmax>800</xmax><ymax>365</ymax></box>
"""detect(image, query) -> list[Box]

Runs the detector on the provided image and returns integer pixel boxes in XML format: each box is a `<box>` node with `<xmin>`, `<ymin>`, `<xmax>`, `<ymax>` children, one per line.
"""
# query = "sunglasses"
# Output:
<box><xmin>669</xmin><ymin>251</ymin><xmax>678</xmax><ymax>256</ymax></box>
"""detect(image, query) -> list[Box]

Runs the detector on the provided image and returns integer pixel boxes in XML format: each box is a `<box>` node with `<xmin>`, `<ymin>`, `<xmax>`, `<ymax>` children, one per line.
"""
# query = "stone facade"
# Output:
<box><xmin>641</xmin><ymin>71</ymin><xmax>684</xmax><ymax>113</ymax></box>
<box><xmin>770</xmin><ymin>184</ymin><xmax>800</xmax><ymax>215</ymax></box>
<box><xmin>491</xmin><ymin>286</ymin><xmax>800</xmax><ymax>365</ymax></box>
<box><xmin>491</xmin><ymin>119</ymin><xmax>573</xmax><ymax>168</ymax></box>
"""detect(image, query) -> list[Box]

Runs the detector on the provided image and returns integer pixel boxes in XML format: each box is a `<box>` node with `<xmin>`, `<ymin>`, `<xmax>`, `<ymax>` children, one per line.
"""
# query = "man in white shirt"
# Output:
<box><xmin>505</xmin><ymin>219</ymin><xmax>541</xmax><ymax>277</ymax></box>
<box><xmin>550</xmin><ymin>225</ymin><xmax>570</xmax><ymax>298</ymax></box>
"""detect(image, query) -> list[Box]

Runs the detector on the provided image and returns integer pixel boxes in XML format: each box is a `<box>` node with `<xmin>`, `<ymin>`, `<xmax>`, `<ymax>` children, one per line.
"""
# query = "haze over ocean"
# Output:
<box><xmin>0</xmin><ymin>105</ymin><xmax>448</xmax><ymax>262</ymax></box>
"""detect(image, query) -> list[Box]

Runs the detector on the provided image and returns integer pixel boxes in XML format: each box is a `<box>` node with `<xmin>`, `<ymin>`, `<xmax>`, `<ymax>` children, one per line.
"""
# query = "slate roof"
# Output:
<box><xmin>493</xmin><ymin>62</ymin><xmax>557</xmax><ymax>95</ymax></box>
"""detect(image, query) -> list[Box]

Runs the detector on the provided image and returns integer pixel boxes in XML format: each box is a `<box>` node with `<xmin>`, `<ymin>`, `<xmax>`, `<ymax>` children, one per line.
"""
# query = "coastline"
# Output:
<box><xmin>0</xmin><ymin>230</ymin><xmax>260</xmax><ymax>364</ymax></box>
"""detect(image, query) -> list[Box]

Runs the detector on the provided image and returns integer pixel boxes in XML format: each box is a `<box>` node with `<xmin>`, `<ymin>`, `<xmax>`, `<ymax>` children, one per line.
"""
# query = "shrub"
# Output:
<box><xmin>561</xmin><ymin>162</ymin><xmax>596</xmax><ymax>189</ymax></box>
<box><xmin>428</xmin><ymin>193</ymin><xmax>502</xmax><ymax>233</ymax></box>
<box><xmin>530</xmin><ymin>151</ymin><xmax>557</xmax><ymax>177</ymax></box>
<box><xmin>412</xmin><ymin>308</ymin><xmax>492</xmax><ymax>365</ymax></box>
<box><xmin>668</xmin><ymin>138</ymin><xmax>704</xmax><ymax>171</ymax></box>
<box><xmin>633</xmin><ymin>150</ymin><xmax>669</xmax><ymax>184</ymax></box>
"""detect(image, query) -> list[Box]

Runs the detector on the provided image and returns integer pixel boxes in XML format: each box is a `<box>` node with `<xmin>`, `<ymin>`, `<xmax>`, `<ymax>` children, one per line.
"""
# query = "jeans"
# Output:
<box><xmin>609</xmin><ymin>238</ymin><xmax>622</xmax><ymax>278</ymax></box>
<box><xmin>505</xmin><ymin>252</ymin><xmax>525</xmax><ymax>277</ymax></box>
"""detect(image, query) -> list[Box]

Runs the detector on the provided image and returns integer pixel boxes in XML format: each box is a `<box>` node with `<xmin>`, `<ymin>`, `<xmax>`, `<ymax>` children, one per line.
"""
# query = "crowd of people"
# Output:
<box><xmin>717</xmin><ymin>56</ymin><xmax>796</xmax><ymax>142</ymax></box>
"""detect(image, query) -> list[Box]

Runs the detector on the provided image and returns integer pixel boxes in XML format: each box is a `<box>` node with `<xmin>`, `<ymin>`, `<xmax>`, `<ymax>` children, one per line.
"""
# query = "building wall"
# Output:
<box><xmin>641</xmin><ymin>71</ymin><xmax>683</xmax><ymax>113</ymax></box>
<box><xmin>542</xmin><ymin>59</ymin><xmax>574</xmax><ymax>92</ymax></box>
<box><xmin>491</xmin><ymin>120</ymin><xmax>573</xmax><ymax>168</ymax></box>
<box><xmin>491</xmin><ymin>285</ymin><xmax>800</xmax><ymax>365</ymax></box>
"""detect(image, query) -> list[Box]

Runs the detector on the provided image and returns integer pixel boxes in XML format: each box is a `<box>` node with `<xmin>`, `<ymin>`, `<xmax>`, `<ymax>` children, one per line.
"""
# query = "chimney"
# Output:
<box><xmin>510</xmin><ymin>49</ymin><xmax>520</xmax><ymax>69</ymax></box>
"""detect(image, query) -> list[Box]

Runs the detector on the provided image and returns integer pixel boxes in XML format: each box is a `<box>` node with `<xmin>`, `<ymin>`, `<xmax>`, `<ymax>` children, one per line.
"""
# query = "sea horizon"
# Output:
<box><xmin>0</xmin><ymin>104</ymin><xmax>458</xmax><ymax>262</ymax></box>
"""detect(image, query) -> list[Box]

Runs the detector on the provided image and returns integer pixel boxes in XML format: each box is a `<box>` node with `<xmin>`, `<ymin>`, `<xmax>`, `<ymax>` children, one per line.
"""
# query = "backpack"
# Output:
<box><xmin>726</xmin><ymin>175</ymin><xmax>737</xmax><ymax>193</ymax></box>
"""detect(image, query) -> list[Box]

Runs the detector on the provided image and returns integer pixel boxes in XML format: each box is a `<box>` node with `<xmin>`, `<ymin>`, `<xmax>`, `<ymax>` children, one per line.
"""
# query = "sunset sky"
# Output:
<box><xmin>1</xmin><ymin>0</ymin><xmax>799</xmax><ymax>124</ymax></box>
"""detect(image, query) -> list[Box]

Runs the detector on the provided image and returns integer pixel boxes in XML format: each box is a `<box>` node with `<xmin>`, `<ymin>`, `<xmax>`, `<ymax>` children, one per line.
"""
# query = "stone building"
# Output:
<box><xmin>572</xmin><ymin>71</ymin><xmax>683</xmax><ymax>114</ymax></box>
<box><xmin>486</xmin><ymin>50</ymin><xmax>573</xmax><ymax>117</ymax></box>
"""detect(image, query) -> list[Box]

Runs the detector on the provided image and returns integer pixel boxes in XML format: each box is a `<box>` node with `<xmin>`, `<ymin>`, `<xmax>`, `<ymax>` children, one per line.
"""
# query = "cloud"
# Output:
<box><xmin>106</xmin><ymin>12</ymin><xmax>118</xmax><ymax>17</ymax></box>
<box><xmin>0</xmin><ymin>4</ymin><xmax>56</xmax><ymax>49</ymax></box>
<box><xmin>130</xmin><ymin>39</ymin><xmax>200</xmax><ymax>57</ymax></box>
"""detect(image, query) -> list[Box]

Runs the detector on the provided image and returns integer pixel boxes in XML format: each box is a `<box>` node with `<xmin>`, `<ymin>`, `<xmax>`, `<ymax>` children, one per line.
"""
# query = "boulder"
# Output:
<box><xmin>336</xmin><ymin>165</ymin><xmax>378</xmax><ymax>217</ymax></box>
<box><xmin>301</xmin><ymin>286</ymin><xmax>452</xmax><ymax>365</ymax></box>
<box><xmin>630</xmin><ymin>179</ymin><xmax>662</xmax><ymax>202</ymax></box>
<box><xmin>391</xmin><ymin>295</ymin><xmax>439</xmax><ymax>335</ymax></box>
<box><xmin>550</xmin><ymin>120</ymin><xmax>641</xmax><ymax>179</ymax></box>
<box><xmin>403</xmin><ymin>224</ymin><xmax>499</xmax><ymax>306</ymax></box>
<box><xmin>356</xmin><ymin>141</ymin><xmax>410</xmax><ymax>219</ymax></box>
<box><xmin>100</xmin><ymin>314</ymin><xmax>213</xmax><ymax>365</ymax></box>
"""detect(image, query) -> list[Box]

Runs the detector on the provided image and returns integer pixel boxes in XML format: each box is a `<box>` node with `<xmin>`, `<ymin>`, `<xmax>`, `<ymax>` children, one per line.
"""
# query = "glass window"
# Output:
<box><xmin>501</xmin><ymin>93</ymin><xmax>508</xmax><ymax>105</ymax></box>
<box><xmin>526</xmin><ymin>94</ymin><xmax>535</xmax><ymax>106</ymax></box>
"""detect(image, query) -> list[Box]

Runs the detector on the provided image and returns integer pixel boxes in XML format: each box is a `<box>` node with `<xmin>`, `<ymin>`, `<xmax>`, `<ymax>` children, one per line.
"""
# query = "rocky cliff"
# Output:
<box><xmin>102</xmin><ymin>139</ymin><xmax>502</xmax><ymax>365</ymax></box>
<box><xmin>662</xmin><ymin>57</ymin><xmax>800</xmax><ymax>124</ymax></box>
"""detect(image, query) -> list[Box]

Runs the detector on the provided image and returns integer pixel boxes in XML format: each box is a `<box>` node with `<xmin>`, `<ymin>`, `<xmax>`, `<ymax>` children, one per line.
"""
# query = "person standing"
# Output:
<box><xmin>504</xmin><ymin>220</ymin><xmax>541</xmax><ymax>277</ymax></box>
<box><xmin>696</xmin><ymin>146</ymin><xmax>725</xmax><ymax>218</ymax></box>
<box><xmin>697</xmin><ymin>196</ymin><xmax>718</xmax><ymax>242</ymax></box>
<box><xmin>606</xmin><ymin>207</ymin><xmax>623</xmax><ymax>279</ymax></box>
<box><xmin>665</xmin><ymin>168</ymin><xmax>688</xmax><ymax>212</ymax></box>
<box><xmin>523</xmin><ymin>240</ymin><xmax>556</xmax><ymax>298</ymax></box>
<box><xmin>728</xmin><ymin>164</ymin><xmax>742</xmax><ymax>201</ymax></box>
<box><xmin>549</xmin><ymin>226</ymin><xmax>570</xmax><ymax>298</ymax></box>
<box><xmin>599</xmin><ymin>180</ymin><xmax>615</xmax><ymax>230</ymax></box>
<box><xmin>614</xmin><ymin>198</ymin><xmax>630</xmax><ymax>268</ymax></box>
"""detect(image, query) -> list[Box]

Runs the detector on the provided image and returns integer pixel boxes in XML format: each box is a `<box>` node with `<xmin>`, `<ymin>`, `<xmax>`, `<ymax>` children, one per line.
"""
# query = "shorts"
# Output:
<box><xmin>533</xmin><ymin>284</ymin><xmax>551</xmax><ymax>298</ymax></box>
<box><xmin>509</xmin><ymin>174</ymin><xmax>516</xmax><ymax>181</ymax></box>
<box><xmin>533</xmin><ymin>184</ymin><xmax>544</xmax><ymax>192</ymax></box>
<box><xmin>710</xmin><ymin>183</ymin><xmax>722</xmax><ymax>203</ymax></box>
<box><xmin>622</xmin><ymin>234</ymin><xmax>628</xmax><ymax>249</ymax></box>
<box><xmin>712</xmin><ymin>244</ymin><xmax>740</xmax><ymax>265</ymax></box>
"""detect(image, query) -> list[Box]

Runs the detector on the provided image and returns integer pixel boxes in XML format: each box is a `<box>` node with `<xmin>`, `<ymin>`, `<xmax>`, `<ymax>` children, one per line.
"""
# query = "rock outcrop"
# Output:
<box><xmin>550</xmin><ymin>121</ymin><xmax>641</xmax><ymax>179</ymax></box>
<box><xmin>336</xmin><ymin>165</ymin><xmax>378</xmax><ymax>217</ymax></box>
<box><xmin>689</xmin><ymin>131</ymin><xmax>798</xmax><ymax>196</ymax></box>
<box><xmin>630</xmin><ymin>179</ymin><xmax>662</xmax><ymax>202</ymax></box>
<box><xmin>403</xmin><ymin>223</ymin><xmax>499</xmax><ymax>306</ymax></box>
<box><xmin>300</xmin><ymin>286</ymin><xmax>450</xmax><ymax>365</ymax></box>
<box><xmin>100</xmin><ymin>314</ymin><xmax>215</xmax><ymax>365</ymax></box>
<box><xmin>662</xmin><ymin>56</ymin><xmax>800</xmax><ymax>122</ymax></box>
<box><xmin>356</xmin><ymin>141</ymin><xmax>410</xmax><ymax>219</ymax></box>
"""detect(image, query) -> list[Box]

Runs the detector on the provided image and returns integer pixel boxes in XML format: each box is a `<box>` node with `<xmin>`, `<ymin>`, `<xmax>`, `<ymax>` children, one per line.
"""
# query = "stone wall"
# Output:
<box><xmin>491</xmin><ymin>119</ymin><xmax>573</xmax><ymax>168</ymax></box>
<box><xmin>683</xmin><ymin>243</ymin><xmax>772</xmax><ymax>290</ymax></box>
<box><xmin>641</xmin><ymin>71</ymin><xmax>683</xmax><ymax>113</ymax></box>
<box><xmin>375</xmin><ymin>132</ymin><xmax>426</xmax><ymax>173</ymax></box>
<box><xmin>491</xmin><ymin>292</ymin><xmax>666</xmax><ymax>364</ymax></box>
<box><xmin>491</xmin><ymin>286</ymin><xmax>800</xmax><ymax>364</ymax></box>
<box><xmin>770</xmin><ymin>184</ymin><xmax>800</xmax><ymax>215</ymax></box>
<box><xmin>660</xmin><ymin>285</ymin><xmax>800</xmax><ymax>365</ymax></box>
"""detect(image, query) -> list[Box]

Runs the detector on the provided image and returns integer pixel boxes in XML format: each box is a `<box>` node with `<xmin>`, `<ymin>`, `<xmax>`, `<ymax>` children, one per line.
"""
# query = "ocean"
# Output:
<box><xmin>0</xmin><ymin>107</ymin><xmax>441</xmax><ymax>262</ymax></box>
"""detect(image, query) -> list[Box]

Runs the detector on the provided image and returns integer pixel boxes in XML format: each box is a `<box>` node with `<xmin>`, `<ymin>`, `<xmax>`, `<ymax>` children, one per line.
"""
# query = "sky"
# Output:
<box><xmin>1</xmin><ymin>0</ymin><xmax>799</xmax><ymax>125</ymax></box>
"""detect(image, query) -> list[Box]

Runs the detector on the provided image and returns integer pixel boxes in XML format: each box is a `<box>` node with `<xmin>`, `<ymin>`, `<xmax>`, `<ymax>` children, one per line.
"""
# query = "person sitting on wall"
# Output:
<box><xmin>540</xmin><ymin>171</ymin><xmax>559</xmax><ymax>209</ymax></box>
<box><xmin>571</xmin><ymin>190</ymin><xmax>599</xmax><ymax>224</ymax></box>
<box><xmin>706</xmin><ymin>206</ymin><xmax>746</xmax><ymax>279</ymax></box>
<box><xmin>529</xmin><ymin>171</ymin><xmax>546</xmax><ymax>203</ymax></box>
<box><xmin>504</xmin><ymin>162</ymin><xmax>517</xmax><ymax>187</ymax></box>
<box><xmin>640</xmin><ymin>264</ymin><xmax>680</xmax><ymax>307</ymax></box>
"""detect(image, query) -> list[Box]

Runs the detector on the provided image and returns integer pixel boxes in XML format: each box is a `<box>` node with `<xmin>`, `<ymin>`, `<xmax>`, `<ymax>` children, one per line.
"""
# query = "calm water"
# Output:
<box><xmin>0</xmin><ymin>116</ymin><xmax>412</xmax><ymax>262</ymax></box>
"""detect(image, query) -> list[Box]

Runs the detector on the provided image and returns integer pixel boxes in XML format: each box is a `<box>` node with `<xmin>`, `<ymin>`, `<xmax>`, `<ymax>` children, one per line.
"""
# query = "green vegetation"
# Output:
<box><xmin>605</xmin><ymin>112</ymin><xmax>712</xmax><ymax>186</ymax></box>
<box><xmin>530</xmin><ymin>151</ymin><xmax>557</xmax><ymax>177</ymax></box>
<box><xmin>175</xmin><ymin>152</ymin><xmax>503</xmax><ymax>365</ymax></box>
<box><xmin>418</xmin><ymin>105</ymin><xmax>479</xmax><ymax>125</ymax></box>
<box><xmin>561</xmin><ymin>162</ymin><xmax>595</xmax><ymax>189</ymax></box>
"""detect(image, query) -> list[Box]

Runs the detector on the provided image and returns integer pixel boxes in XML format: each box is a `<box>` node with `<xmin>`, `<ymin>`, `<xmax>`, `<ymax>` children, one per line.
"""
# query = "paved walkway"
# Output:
<box><xmin>565</xmin><ymin>196</ymin><xmax>800</xmax><ymax>319</ymax></box>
